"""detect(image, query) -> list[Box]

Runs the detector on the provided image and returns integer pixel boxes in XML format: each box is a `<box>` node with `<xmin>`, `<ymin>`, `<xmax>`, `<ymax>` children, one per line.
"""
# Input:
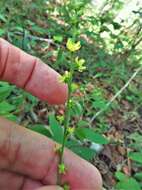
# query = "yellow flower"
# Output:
<box><xmin>57</xmin><ymin>115</ymin><xmax>64</xmax><ymax>123</ymax></box>
<box><xmin>59</xmin><ymin>71</ymin><xmax>71</xmax><ymax>83</ymax></box>
<box><xmin>67</xmin><ymin>127</ymin><xmax>75</xmax><ymax>135</ymax></box>
<box><xmin>75</xmin><ymin>57</ymin><xmax>86</xmax><ymax>72</ymax></box>
<box><xmin>66</xmin><ymin>38</ymin><xmax>81</xmax><ymax>52</ymax></box>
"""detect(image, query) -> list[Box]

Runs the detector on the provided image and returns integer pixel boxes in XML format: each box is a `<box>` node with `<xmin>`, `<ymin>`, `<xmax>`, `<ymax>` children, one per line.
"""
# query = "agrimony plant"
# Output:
<box><xmin>57</xmin><ymin>38</ymin><xmax>86</xmax><ymax>189</ymax></box>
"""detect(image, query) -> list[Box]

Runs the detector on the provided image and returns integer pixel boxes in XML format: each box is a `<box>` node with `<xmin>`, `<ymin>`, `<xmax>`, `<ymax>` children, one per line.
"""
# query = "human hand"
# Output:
<box><xmin>0</xmin><ymin>38</ymin><xmax>102</xmax><ymax>190</ymax></box>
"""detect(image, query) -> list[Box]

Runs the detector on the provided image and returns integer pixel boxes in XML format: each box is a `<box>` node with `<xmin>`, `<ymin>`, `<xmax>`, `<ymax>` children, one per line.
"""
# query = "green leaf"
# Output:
<box><xmin>92</xmin><ymin>99</ymin><xmax>106</xmax><ymax>110</ymax></box>
<box><xmin>0</xmin><ymin>101</ymin><xmax>15</xmax><ymax>114</ymax></box>
<box><xmin>134</xmin><ymin>172</ymin><xmax>142</xmax><ymax>181</ymax></box>
<box><xmin>128</xmin><ymin>133</ymin><xmax>142</xmax><ymax>142</ymax></box>
<box><xmin>32</xmin><ymin>25</ymin><xmax>47</xmax><ymax>34</ymax></box>
<box><xmin>0</xmin><ymin>85</ymin><xmax>13</xmax><ymax>102</ymax></box>
<box><xmin>53</xmin><ymin>35</ymin><xmax>63</xmax><ymax>43</ymax></box>
<box><xmin>5</xmin><ymin>114</ymin><xmax>17</xmax><ymax>122</ymax></box>
<box><xmin>77</xmin><ymin>120</ymin><xmax>89</xmax><ymax>127</ymax></box>
<box><xmin>116</xmin><ymin>177</ymin><xmax>141</xmax><ymax>190</ymax></box>
<box><xmin>84</xmin><ymin>128</ymin><xmax>109</xmax><ymax>144</ymax></box>
<box><xmin>66</xmin><ymin>139</ymin><xmax>79</xmax><ymax>148</ymax></box>
<box><xmin>66</xmin><ymin>139</ymin><xmax>96</xmax><ymax>160</ymax></box>
<box><xmin>91</xmin><ymin>88</ymin><xmax>107</xmax><ymax>110</ymax></box>
<box><xmin>56</xmin><ymin>48</ymin><xmax>65</xmax><ymax>65</ymax></box>
<box><xmin>0</xmin><ymin>14</ymin><xmax>7</xmax><ymax>22</ymax></box>
<box><xmin>75</xmin><ymin>128</ymin><xmax>109</xmax><ymax>144</ymax></box>
<box><xmin>128</xmin><ymin>152</ymin><xmax>142</xmax><ymax>164</ymax></box>
<box><xmin>115</xmin><ymin>171</ymin><xmax>128</xmax><ymax>181</ymax></box>
<box><xmin>71</xmin><ymin>101</ymin><xmax>83</xmax><ymax>116</ymax></box>
<box><xmin>75</xmin><ymin>127</ymin><xmax>86</xmax><ymax>140</ymax></box>
<box><xmin>70</xmin><ymin>146</ymin><xmax>96</xmax><ymax>161</ymax></box>
<box><xmin>0</xmin><ymin>29</ymin><xmax>5</xmax><ymax>36</ymax></box>
<box><xmin>29</xmin><ymin>124</ymin><xmax>52</xmax><ymax>137</ymax></box>
<box><xmin>49</xmin><ymin>114</ymin><xmax>63</xmax><ymax>143</ymax></box>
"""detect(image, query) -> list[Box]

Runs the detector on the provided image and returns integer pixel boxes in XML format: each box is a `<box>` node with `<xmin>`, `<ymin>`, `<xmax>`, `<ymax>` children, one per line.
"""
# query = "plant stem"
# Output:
<box><xmin>57</xmin><ymin>54</ymin><xmax>74</xmax><ymax>185</ymax></box>
<box><xmin>60</xmin><ymin>81</ymin><xmax>72</xmax><ymax>163</ymax></box>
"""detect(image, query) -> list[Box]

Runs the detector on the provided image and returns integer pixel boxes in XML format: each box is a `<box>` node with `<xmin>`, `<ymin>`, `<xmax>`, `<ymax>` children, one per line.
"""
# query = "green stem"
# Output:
<box><xmin>57</xmin><ymin>53</ymin><xmax>74</xmax><ymax>186</ymax></box>
<box><xmin>60</xmin><ymin>82</ymin><xmax>72</xmax><ymax>163</ymax></box>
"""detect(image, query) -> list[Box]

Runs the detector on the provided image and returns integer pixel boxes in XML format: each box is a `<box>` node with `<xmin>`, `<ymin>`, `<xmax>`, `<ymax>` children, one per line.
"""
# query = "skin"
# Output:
<box><xmin>0</xmin><ymin>38</ymin><xmax>102</xmax><ymax>190</ymax></box>
<box><xmin>37</xmin><ymin>186</ymin><xmax>63</xmax><ymax>190</ymax></box>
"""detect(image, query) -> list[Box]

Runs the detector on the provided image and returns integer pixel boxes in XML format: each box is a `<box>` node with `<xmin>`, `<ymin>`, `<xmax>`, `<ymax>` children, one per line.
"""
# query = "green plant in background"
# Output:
<box><xmin>115</xmin><ymin>171</ymin><xmax>141</xmax><ymax>190</ymax></box>
<box><xmin>115</xmin><ymin>132</ymin><xmax>142</xmax><ymax>190</ymax></box>
<box><xmin>0</xmin><ymin>82</ymin><xmax>16</xmax><ymax>120</ymax></box>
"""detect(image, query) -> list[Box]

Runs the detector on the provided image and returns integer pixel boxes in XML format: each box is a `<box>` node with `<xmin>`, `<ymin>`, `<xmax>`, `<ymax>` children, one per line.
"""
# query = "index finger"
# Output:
<box><xmin>0</xmin><ymin>38</ymin><xmax>67</xmax><ymax>104</ymax></box>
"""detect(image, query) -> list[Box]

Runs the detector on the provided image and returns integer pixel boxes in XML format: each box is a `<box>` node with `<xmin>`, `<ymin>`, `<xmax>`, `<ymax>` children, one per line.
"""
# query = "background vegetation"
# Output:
<box><xmin>0</xmin><ymin>0</ymin><xmax>142</xmax><ymax>189</ymax></box>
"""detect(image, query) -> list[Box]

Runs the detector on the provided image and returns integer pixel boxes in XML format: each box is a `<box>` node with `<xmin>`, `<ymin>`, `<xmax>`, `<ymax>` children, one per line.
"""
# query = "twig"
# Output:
<box><xmin>13</xmin><ymin>31</ymin><xmax>56</xmax><ymax>46</ymax></box>
<box><xmin>90</xmin><ymin>64</ymin><xmax>142</xmax><ymax>124</ymax></box>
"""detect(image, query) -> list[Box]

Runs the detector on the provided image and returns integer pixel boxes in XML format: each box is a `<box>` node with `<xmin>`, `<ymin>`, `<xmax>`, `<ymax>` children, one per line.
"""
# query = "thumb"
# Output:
<box><xmin>36</xmin><ymin>186</ymin><xmax>64</xmax><ymax>190</ymax></box>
